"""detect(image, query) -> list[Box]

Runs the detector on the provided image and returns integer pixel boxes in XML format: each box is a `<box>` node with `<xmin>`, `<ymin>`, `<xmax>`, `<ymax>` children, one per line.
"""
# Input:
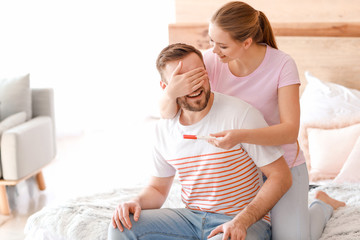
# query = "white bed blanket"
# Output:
<box><xmin>24</xmin><ymin>182</ymin><xmax>360</xmax><ymax>240</ymax></box>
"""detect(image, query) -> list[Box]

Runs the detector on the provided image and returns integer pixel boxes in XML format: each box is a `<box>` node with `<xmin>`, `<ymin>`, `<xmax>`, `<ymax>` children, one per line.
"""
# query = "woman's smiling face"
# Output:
<box><xmin>208</xmin><ymin>23</ymin><xmax>246</xmax><ymax>62</ymax></box>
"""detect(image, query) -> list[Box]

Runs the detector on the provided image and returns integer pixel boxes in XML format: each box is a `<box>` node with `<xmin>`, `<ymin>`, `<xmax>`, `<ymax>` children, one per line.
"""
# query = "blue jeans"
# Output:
<box><xmin>108</xmin><ymin>208</ymin><xmax>271</xmax><ymax>240</ymax></box>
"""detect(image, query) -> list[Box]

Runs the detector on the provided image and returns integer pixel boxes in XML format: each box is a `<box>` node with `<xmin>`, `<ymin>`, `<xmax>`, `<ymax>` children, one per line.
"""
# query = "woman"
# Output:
<box><xmin>159</xmin><ymin>1</ymin><xmax>345</xmax><ymax>239</ymax></box>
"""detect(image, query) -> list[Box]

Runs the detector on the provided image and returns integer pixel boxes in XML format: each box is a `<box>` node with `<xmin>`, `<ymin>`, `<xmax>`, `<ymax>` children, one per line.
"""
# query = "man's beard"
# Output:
<box><xmin>176</xmin><ymin>88</ymin><xmax>211</xmax><ymax>112</ymax></box>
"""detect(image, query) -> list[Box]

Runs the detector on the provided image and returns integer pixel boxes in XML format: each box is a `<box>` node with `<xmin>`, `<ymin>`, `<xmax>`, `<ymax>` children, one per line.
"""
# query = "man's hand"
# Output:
<box><xmin>207</xmin><ymin>218</ymin><xmax>247</xmax><ymax>240</ymax></box>
<box><xmin>111</xmin><ymin>176</ymin><xmax>174</xmax><ymax>232</ymax></box>
<box><xmin>112</xmin><ymin>200</ymin><xmax>142</xmax><ymax>232</ymax></box>
<box><xmin>165</xmin><ymin>61</ymin><xmax>207</xmax><ymax>99</ymax></box>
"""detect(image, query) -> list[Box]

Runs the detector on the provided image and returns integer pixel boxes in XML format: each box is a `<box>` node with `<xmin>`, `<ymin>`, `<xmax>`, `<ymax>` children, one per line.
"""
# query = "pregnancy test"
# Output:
<box><xmin>183</xmin><ymin>134</ymin><xmax>214</xmax><ymax>140</ymax></box>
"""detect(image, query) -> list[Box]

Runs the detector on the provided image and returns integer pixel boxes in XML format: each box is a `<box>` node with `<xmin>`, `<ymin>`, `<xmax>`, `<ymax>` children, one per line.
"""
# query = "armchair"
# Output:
<box><xmin>0</xmin><ymin>87</ymin><xmax>56</xmax><ymax>215</ymax></box>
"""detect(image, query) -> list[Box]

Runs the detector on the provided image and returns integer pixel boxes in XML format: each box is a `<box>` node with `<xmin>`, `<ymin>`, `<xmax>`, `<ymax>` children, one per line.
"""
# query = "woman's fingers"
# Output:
<box><xmin>168</xmin><ymin>66</ymin><xmax>208</xmax><ymax>97</ymax></box>
<box><xmin>170</xmin><ymin>61</ymin><xmax>183</xmax><ymax>80</ymax></box>
<box><xmin>210</xmin><ymin>132</ymin><xmax>226</xmax><ymax>138</ymax></box>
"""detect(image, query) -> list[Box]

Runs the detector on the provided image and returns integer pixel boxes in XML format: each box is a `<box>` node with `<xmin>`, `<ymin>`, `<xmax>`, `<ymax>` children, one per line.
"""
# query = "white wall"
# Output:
<box><xmin>0</xmin><ymin>0</ymin><xmax>175</xmax><ymax>136</ymax></box>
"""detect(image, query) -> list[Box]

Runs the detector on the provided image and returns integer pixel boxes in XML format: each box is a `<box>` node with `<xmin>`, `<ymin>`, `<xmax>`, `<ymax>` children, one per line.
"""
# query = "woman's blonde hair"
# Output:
<box><xmin>211</xmin><ymin>1</ymin><xmax>277</xmax><ymax>49</ymax></box>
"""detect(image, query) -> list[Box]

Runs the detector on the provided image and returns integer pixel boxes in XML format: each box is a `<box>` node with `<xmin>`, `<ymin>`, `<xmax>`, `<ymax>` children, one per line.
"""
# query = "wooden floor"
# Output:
<box><xmin>0</xmin><ymin>121</ymin><xmax>156</xmax><ymax>239</ymax></box>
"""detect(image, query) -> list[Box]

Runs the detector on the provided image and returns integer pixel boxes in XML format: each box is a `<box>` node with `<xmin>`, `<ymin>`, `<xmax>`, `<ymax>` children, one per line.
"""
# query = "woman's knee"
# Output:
<box><xmin>245</xmin><ymin>220</ymin><xmax>271</xmax><ymax>240</ymax></box>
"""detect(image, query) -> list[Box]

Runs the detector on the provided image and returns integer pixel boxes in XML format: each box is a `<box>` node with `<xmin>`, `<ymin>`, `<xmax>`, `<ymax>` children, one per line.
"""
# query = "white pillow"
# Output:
<box><xmin>307</xmin><ymin>123</ymin><xmax>360</xmax><ymax>180</ymax></box>
<box><xmin>333</xmin><ymin>136</ymin><xmax>360</xmax><ymax>183</ymax></box>
<box><xmin>300</xmin><ymin>72</ymin><xmax>360</xmax><ymax>124</ymax></box>
<box><xmin>0</xmin><ymin>74</ymin><xmax>32</xmax><ymax>121</ymax></box>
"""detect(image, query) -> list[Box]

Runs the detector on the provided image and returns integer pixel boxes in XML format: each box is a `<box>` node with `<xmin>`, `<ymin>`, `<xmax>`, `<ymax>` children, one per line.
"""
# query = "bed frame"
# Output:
<box><xmin>168</xmin><ymin>22</ymin><xmax>360</xmax><ymax>94</ymax></box>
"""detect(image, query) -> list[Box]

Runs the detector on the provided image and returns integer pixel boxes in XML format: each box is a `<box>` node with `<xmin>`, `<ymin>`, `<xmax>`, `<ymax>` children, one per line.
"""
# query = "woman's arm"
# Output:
<box><xmin>159</xmin><ymin>88</ymin><xmax>180</xmax><ymax>119</ymax></box>
<box><xmin>210</xmin><ymin>84</ymin><xmax>300</xmax><ymax>147</ymax></box>
<box><xmin>241</xmin><ymin>84</ymin><xmax>300</xmax><ymax>145</ymax></box>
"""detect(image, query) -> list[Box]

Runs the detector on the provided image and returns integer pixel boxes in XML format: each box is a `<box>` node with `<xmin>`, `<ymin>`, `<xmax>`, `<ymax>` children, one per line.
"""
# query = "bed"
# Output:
<box><xmin>25</xmin><ymin>22</ymin><xmax>360</xmax><ymax>240</ymax></box>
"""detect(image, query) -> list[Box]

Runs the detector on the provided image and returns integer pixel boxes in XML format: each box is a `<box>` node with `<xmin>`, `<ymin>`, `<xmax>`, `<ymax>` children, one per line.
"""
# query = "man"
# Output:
<box><xmin>108</xmin><ymin>43</ymin><xmax>292</xmax><ymax>240</ymax></box>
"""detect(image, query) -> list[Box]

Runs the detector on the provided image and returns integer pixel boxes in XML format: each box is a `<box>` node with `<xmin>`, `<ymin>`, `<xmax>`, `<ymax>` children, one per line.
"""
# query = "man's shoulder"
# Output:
<box><xmin>156</xmin><ymin>116</ymin><xmax>176</xmax><ymax>128</ymax></box>
<box><xmin>155</xmin><ymin>114</ymin><xmax>179</xmax><ymax>135</ymax></box>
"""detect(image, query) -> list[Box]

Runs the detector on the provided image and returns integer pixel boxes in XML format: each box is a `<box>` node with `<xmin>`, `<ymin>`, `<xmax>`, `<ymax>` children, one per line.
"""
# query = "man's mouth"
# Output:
<box><xmin>187</xmin><ymin>89</ymin><xmax>203</xmax><ymax>98</ymax></box>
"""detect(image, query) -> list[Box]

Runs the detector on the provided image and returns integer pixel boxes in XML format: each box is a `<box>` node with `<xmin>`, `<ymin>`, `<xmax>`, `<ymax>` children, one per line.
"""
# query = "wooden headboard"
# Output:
<box><xmin>169</xmin><ymin>22</ymin><xmax>360</xmax><ymax>94</ymax></box>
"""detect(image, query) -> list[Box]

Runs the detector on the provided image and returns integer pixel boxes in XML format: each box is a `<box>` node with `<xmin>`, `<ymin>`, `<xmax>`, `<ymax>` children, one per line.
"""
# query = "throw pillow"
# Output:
<box><xmin>0</xmin><ymin>74</ymin><xmax>32</xmax><ymax>121</ymax></box>
<box><xmin>300</xmin><ymin>71</ymin><xmax>360</xmax><ymax>124</ymax></box>
<box><xmin>300</xmin><ymin>117</ymin><xmax>360</xmax><ymax>181</ymax></box>
<box><xmin>299</xmin><ymin>72</ymin><xmax>360</xmax><ymax>181</ymax></box>
<box><xmin>333</xmin><ymin>137</ymin><xmax>360</xmax><ymax>183</ymax></box>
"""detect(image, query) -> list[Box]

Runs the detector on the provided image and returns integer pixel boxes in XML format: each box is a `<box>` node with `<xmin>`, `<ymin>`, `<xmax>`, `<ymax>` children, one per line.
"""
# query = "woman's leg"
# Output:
<box><xmin>271</xmin><ymin>163</ymin><xmax>345</xmax><ymax>240</ymax></box>
<box><xmin>308</xmin><ymin>200</ymin><xmax>332</xmax><ymax>240</ymax></box>
<box><xmin>271</xmin><ymin>163</ymin><xmax>310</xmax><ymax>240</ymax></box>
<box><xmin>309</xmin><ymin>191</ymin><xmax>345</xmax><ymax>240</ymax></box>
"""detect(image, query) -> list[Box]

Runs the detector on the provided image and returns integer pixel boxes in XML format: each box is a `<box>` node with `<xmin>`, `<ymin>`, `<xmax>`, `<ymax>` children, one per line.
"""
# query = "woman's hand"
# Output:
<box><xmin>208</xmin><ymin>129</ymin><xmax>244</xmax><ymax>150</ymax></box>
<box><xmin>112</xmin><ymin>200</ymin><xmax>142</xmax><ymax>231</ymax></box>
<box><xmin>165</xmin><ymin>61</ymin><xmax>208</xmax><ymax>99</ymax></box>
<box><xmin>207</xmin><ymin>218</ymin><xmax>247</xmax><ymax>240</ymax></box>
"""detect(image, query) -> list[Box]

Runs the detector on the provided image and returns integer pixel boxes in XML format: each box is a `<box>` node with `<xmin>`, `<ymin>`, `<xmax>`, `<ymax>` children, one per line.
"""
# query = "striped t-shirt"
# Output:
<box><xmin>152</xmin><ymin>92</ymin><xmax>284</xmax><ymax>224</ymax></box>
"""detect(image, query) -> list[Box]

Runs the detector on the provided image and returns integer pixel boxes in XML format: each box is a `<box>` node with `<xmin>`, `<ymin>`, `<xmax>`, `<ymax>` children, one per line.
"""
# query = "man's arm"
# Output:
<box><xmin>112</xmin><ymin>175</ymin><xmax>174</xmax><ymax>231</ymax></box>
<box><xmin>136</xmin><ymin>175</ymin><xmax>175</xmax><ymax>209</ymax></box>
<box><xmin>208</xmin><ymin>157</ymin><xmax>292</xmax><ymax>239</ymax></box>
<box><xmin>233</xmin><ymin>156</ymin><xmax>292</xmax><ymax>227</ymax></box>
